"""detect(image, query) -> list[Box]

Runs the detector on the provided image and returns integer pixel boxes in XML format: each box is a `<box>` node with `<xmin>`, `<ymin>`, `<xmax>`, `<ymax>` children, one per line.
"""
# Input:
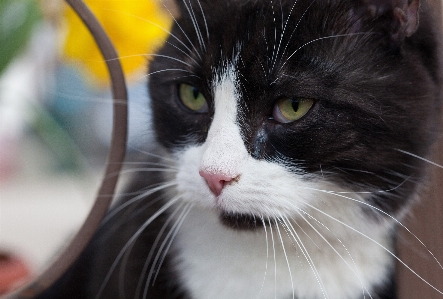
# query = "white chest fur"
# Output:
<box><xmin>171</xmin><ymin>206</ymin><xmax>394</xmax><ymax>299</ymax></box>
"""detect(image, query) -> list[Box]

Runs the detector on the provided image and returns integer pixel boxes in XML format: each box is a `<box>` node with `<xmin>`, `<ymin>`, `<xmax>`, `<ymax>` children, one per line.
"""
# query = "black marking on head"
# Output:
<box><xmin>149</xmin><ymin>0</ymin><xmax>442</xmax><ymax>217</ymax></box>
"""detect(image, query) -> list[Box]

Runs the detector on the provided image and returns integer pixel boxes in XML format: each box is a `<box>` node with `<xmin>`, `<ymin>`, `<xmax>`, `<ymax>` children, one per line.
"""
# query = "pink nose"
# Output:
<box><xmin>199</xmin><ymin>170</ymin><xmax>235</xmax><ymax>196</ymax></box>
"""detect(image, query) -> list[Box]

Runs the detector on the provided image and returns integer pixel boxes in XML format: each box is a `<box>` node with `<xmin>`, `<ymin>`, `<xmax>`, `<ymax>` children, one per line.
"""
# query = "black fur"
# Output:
<box><xmin>37</xmin><ymin>0</ymin><xmax>441</xmax><ymax>298</ymax></box>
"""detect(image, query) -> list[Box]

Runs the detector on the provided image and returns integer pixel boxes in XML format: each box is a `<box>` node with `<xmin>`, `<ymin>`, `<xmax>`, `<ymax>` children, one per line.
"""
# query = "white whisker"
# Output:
<box><xmin>396</xmin><ymin>149</ymin><xmax>443</xmax><ymax>169</ymax></box>
<box><xmin>302</xmin><ymin>186</ymin><xmax>443</xmax><ymax>272</ymax></box>
<box><xmin>121</xmin><ymin>161</ymin><xmax>179</xmax><ymax>170</ymax></box>
<box><xmin>140</xmin><ymin>68</ymin><xmax>200</xmax><ymax>80</ymax></box>
<box><xmin>144</xmin><ymin>54</ymin><xmax>194</xmax><ymax>67</ymax></box>
<box><xmin>280</xmin><ymin>32</ymin><xmax>372</xmax><ymax>72</ymax></box>
<box><xmin>195</xmin><ymin>0</ymin><xmax>209</xmax><ymax>41</ymax></box>
<box><xmin>94</xmin><ymin>196</ymin><xmax>181</xmax><ymax>299</ymax></box>
<box><xmin>268</xmin><ymin>219</ymin><xmax>278</xmax><ymax>299</ymax></box>
<box><xmin>334</xmin><ymin>176</ymin><xmax>411</xmax><ymax>195</ymax></box>
<box><xmin>162</xmin><ymin>3</ymin><xmax>202</xmax><ymax>60</ymax></box>
<box><xmin>272</xmin><ymin>0</ymin><xmax>299</xmax><ymax>71</ymax></box>
<box><xmin>101</xmin><ymin>54</ymin><xmax>193</xmax><ymax>69</ymax></box>
<box><xmin>102</xmin><ymin>181</ymin><xmax>177</xmax><ymax>225</ymax></box>
<box><xmin>127</xmin><ymin>146</ymin><xmax>175</xmax><ymax>163</ymax></box>
<box><xmin>279</xmin><ymin>216</ymin><xmax>329</xmax><ymax>299</ymax></box>
<box><xmin>257</xmin><ymin>216</ymin><xmax>269</xmax><ymax>299</ymax></box>
<box><xmin>47</xmin><ymin>91</ymin><xmax>128</xmax><ymax>105</ymax></box>
<box><xmin>164</xmin><ymin>40</ymin><xmax>201</xmax><ymax>66</ymax></box>
<box><xmin>280</xmin><ymin>0</ymin><xmax>316</xmax><ymax>60</ymax></box>
<box><xmin>182</xmin><ymin>0</ymin><xmax>205</xmax><ymax>51</ymax></box>
<box><xmin>298</xmin><ymin>199</ymin><xmax>443</xmax><ymax>295</ymax></box>
<box><xmin>137</xmin><ymin>201</ymin><xmax>188</xmax><ymax>299</ymax></box>
<box><xmin>144</xmin><ymin>203</ymin><xmax>194</xmax><ymax>299</ymax></box>
<box><xmin>275</xmin><ymin>218</ymin><xmax>295</xmax><ymax>299</ymax></box>
<box><xmin>103</xmin><ymin>8</ymin><xmax>195</xmax><ymax>57</ymax></box>
<box><xmin>291</xmin><ymin>212</ymin><xmax>373</xmax><ymax>299</ymax></box>
<box><xmin>119</xmin><ymin>168</ymin><xmax>178</xmax><ymax>175</ymax></box>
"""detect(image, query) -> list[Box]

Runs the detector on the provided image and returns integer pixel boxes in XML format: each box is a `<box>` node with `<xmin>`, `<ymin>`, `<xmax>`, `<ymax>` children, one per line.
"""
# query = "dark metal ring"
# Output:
<box><xmin>2</xmin><ymin>0</ymin><xmax>128</xmax><ymax>297</ymax></box>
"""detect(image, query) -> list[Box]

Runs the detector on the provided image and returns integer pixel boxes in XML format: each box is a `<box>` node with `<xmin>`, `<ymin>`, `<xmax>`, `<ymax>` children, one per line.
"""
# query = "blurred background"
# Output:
<box><xmin>0</xmin><ymin>0</ymin><xmax>442</xmax><ymax>298</ymax></box>
<box><xmin>0</xmin><ymin>0</ymin><xmax>172</xmax><ymax>292</ymax></box>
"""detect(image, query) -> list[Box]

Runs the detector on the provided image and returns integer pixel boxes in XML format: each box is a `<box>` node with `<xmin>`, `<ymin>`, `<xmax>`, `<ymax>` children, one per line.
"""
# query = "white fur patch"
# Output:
<box><xmin>199</xmin><ymin>65</ymin><xmax>247</xmax><ymax>179</ymax></box>
<box><xmin>170</xmin><ymin>64</ymin><xmax>396</xmax><ymax>299</ymax></box>
<box><xmin>172</xmin><ymin>207</ymin><xmax>394</xmax><ymax>299</ymax></box>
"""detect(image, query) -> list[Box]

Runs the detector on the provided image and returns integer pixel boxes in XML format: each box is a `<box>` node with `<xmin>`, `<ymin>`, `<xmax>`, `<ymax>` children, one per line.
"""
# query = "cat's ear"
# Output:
<box><xmin>352</xmin><ymin>0</ymin><xmax>420</xmax><ymax>46</ymax></box>
<box><xmin>394</xmin><ymin>0</ymin><xmax>420</xmax><ymax>37</ymax></box>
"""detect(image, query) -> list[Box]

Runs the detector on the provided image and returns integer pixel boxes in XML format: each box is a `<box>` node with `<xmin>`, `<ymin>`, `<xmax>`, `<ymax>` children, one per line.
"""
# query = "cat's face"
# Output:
<box><xmin>149</xmin><ymin>0</ymin><xmax>441</xmax><ymax>229</ymax></box>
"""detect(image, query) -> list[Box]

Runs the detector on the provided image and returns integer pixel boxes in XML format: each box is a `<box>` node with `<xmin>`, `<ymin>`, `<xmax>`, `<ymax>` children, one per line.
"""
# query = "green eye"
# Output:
<box><xmin>273</xmin><ymin>98</ymin><xmax>314</xmax><ymax>123</ymax></box>
<box><xmin>178</xmin><ymin>83</ymin><xmax>208</xmax><ymax>112</ymax></box>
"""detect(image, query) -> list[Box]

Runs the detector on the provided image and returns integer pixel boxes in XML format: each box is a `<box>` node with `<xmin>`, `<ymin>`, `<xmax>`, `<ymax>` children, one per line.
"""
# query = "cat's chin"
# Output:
<box><xmin>218</xmin><ymin>211</ymin><xmax>263</xmax><ymax>231</ymax></box>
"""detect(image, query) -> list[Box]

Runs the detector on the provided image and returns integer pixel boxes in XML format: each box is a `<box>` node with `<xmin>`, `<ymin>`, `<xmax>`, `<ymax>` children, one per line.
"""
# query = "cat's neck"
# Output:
<box><xmin>171</xmin><ymin>205</ymin><xmax>395</xmax><ymax>299</ymax></box>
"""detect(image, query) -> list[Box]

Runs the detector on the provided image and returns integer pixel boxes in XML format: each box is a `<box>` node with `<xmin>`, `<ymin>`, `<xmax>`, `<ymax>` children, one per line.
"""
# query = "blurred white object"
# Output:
<box><xmin>0</xmin><ymin>21</ymin><xmax>58</xmax><ymax>178</ymax></box>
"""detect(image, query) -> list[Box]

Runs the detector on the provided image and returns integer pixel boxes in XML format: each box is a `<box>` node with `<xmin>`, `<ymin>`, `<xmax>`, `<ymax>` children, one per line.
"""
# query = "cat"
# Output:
<box><xmin>38</xmin><ymin>0</ymin><xmax>442</xmax><ymax>298</ymax></box>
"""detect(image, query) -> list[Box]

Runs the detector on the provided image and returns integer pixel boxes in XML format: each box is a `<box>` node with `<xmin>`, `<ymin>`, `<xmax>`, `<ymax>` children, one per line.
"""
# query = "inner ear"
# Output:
<box><xmin>352</xmin><ymin>0</ymin><xmax>420</xmax><ymax>44</ymax></box>
<box><xmin>394</xmin><ymin>0</ymin><xmax>420</xmax><ymax>37</ymax></box>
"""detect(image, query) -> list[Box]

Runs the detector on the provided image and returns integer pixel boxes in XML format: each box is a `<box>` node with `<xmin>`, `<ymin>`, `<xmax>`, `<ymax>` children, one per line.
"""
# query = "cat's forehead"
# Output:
<box><xmin>172</xmin><ymin>0</ymin><xmax>359</xmax><ymax>73</ymax></box>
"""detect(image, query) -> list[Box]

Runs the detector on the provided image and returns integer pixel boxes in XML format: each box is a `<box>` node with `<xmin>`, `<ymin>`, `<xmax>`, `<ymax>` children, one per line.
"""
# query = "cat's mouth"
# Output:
<box><xmin>219</xmin><ymin>211</ymin><xmax>263</xmax><ymax>231</ymax></box>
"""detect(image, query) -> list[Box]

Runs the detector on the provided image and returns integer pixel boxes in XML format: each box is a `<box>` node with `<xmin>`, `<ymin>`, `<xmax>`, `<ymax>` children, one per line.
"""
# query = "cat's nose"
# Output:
<box><xmin>199</xmin><ymin>170</ymin><xmax>237</xmax><ymax>196</ymax></box>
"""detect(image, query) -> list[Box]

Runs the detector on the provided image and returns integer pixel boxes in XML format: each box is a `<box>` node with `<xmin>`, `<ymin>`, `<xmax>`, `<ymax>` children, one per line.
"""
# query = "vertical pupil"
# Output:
<box><xmin>291</xmin><ymin>99</ymin><xmax>300</xmax><ymax>112</ymax></box>
<box><xmin>192</xmin><ymin>87</ymin><xmax>200</xmax><ymax>99</ymax></box>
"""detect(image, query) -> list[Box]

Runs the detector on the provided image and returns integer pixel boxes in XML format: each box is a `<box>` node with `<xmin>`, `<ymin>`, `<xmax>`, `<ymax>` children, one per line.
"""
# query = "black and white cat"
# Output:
<box><xmin>40</xmin><ymin>0</ymin><xmax>442</xmax><ymax>298</ymax></box>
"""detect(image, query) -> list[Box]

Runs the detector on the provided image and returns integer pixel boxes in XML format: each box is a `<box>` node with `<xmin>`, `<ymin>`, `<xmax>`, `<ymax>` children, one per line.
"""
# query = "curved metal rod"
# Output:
<box><xmin>2</xmin><ymin>0</ymin><xmax>128</xmax><ymax>298</ymax></box>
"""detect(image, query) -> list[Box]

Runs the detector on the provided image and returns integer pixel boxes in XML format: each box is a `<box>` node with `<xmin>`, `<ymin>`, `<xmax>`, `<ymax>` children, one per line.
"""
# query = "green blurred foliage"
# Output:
<box><xmin>0</xmin><ymin>0</ymin><xmax>42</xmax><ymax>74</ymax></box>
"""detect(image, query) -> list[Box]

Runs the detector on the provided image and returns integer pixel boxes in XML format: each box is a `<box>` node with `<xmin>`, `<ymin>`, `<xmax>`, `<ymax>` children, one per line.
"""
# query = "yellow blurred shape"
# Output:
<box><xmin>63</xmin><ymin>0</ymin><xmax>172</xmax><ymax>85</ymax></box>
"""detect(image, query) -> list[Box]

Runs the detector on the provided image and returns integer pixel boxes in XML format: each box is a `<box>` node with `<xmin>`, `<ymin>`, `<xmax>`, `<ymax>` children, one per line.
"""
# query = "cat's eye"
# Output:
<box><xmin>178</xmin><ymin>83</ymin><xmax>208</xmax><ymax>112</ymax></box>
<box><xmin>272</xmin><ymin>97</ymin><xmax>314</xmax><ymax>123</ymax></box>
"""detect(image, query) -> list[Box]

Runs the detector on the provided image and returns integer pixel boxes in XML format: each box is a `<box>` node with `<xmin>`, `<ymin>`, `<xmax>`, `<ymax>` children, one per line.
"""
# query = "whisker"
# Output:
<box><xmin>270</xmin><ymin>0</ymin><xmax>278</xmax><ymax>69</ymax></box>
<box><xmin>164</xmin><ymin>40</ymin><xmax>201</xmax><ymax>66</ymax></box>
<box><xmin>94</xmin><ymin>196</ymin><xmax>181</xmax><ymax>299</ymax></box>
<box><xmin>280</xmin><ymin>0</ymin><xmax>316</xmax><ymax>60</ymax></box>
<box><xmin>127</xmin><ymin>145</ymin><xmax>176</xmax><ymax>163</ymax></box>
<box><xmin>268</xmin><ymin>219</ymin><xmax>278</xmax><ymax>299</ymax></box>
<box><xmin>109</xmin><ymin>184</ymin><xmax>165</xmax><ymax>198</ymax></box>
<box><xmin>279</xmin><ymin>216</ymin><xmax>329</xmax><ymax>299</ymax></box>
<box><xmin>98</xmin><ymin>192</ymin><xmax>170</xmax><ymax>244</ymax></box>
<box><xmin>182</xmin><ymin>0</ymin><xmax>205</xmax><ymax>51</ymax></box>
<box><xmin>396</xmin><ymin>149</ymin><xmax>443</xmax><ymax>169</ymax></box>
<box><xmin>134</xmin><ymin>201</ymin><xmax>187</xmax><ymax>299</ymax></box>
<box><xmin>291</xmin><ymin>212</ymin><xmax>373</xmax><ymax>299</ymax></box>
<box><xmin>139</xmin><ymin>68</ymin><xmax>200</xmax><ymax>80</ymax></box>
<box><xmin>117</xmin><ymin>196</ymin><xmax>182</xmax><ymax>299</ymax></box>
<box><xmin>195</xmin><ymin>0</ymin><xmax>209</xmax><ymax>41</ymax></box>
<box><xmin>97</xmin><ymin>53</ymin><xmax>193</xmax><ymax>69</ymax></box>
<box><xmin>302</xmin><ymin>186</ymin><xmax>443</xmax><ymax>272</ymax></box>
<box><xmin>257</xmin><ymin>216</ymin><xmax>269</xmax><ymax>299</ymax></box>
<box><xmin>162</xmin><ymin>3</ymin><xmax>202</xmax><ymax>60</ymax></box>
<box><xmin>118</xmin><ymin>168</ymin><xmax>178</xmax><ymax>175</ymax></box>
<box><xmin>279</xmin><ymin>32</ymin><xmax>373</xmax><ymax>72</ymax></box>
<box><xmin>47</xmin><ymin>91</ymin><xmax>128</xmax><ymax>105</ymax></box>
<box><xmin>103</xmin><ymin>8</ymin><xmax>196</xmax><ymax>57</ymax></box>
<box><xmin>102</xmin><ymin>181</ymin><xmax>177</xmax><ymax>225</ymax></box>
<box><xmin>120</xmin><ymin>161</ymin><xmax>179</xmax><ymax>170</ymax></box>
<box><xmin>118</xmin><ymin>239</ymin><xmax>135</xmax><ymax>299</ymax></box>
<box><xmin>274</xmin><ymin>218</ymin><xmax>295</xmax><ymax>299</ymax></box>
<box><xmin>152</xmin><ymin>203</ymin><xmax>194</xmax><ymax>284</ymax></box>
<box><xmin>143</xmin><ymin>203</ymin><xmax>194</xmax><ymax>299</ymax></box>
<box><xmin>143</xmin><ymin>53</ymin><xmax>193</xmax><ymax>67</ymax></box>
<box><xmin>271</xmin><ymin>0</ymin><xmax>299</xmax><ymax>71</ymax></box>
<box><xmin>332</xmin><ymin>175</ymin><xmax>411</xmax><ymax>195</ymax></box>
<box><xmin>297</xmin><ymin>199</ymin><xmax>443</xmax><ymax>295</ymax></box>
